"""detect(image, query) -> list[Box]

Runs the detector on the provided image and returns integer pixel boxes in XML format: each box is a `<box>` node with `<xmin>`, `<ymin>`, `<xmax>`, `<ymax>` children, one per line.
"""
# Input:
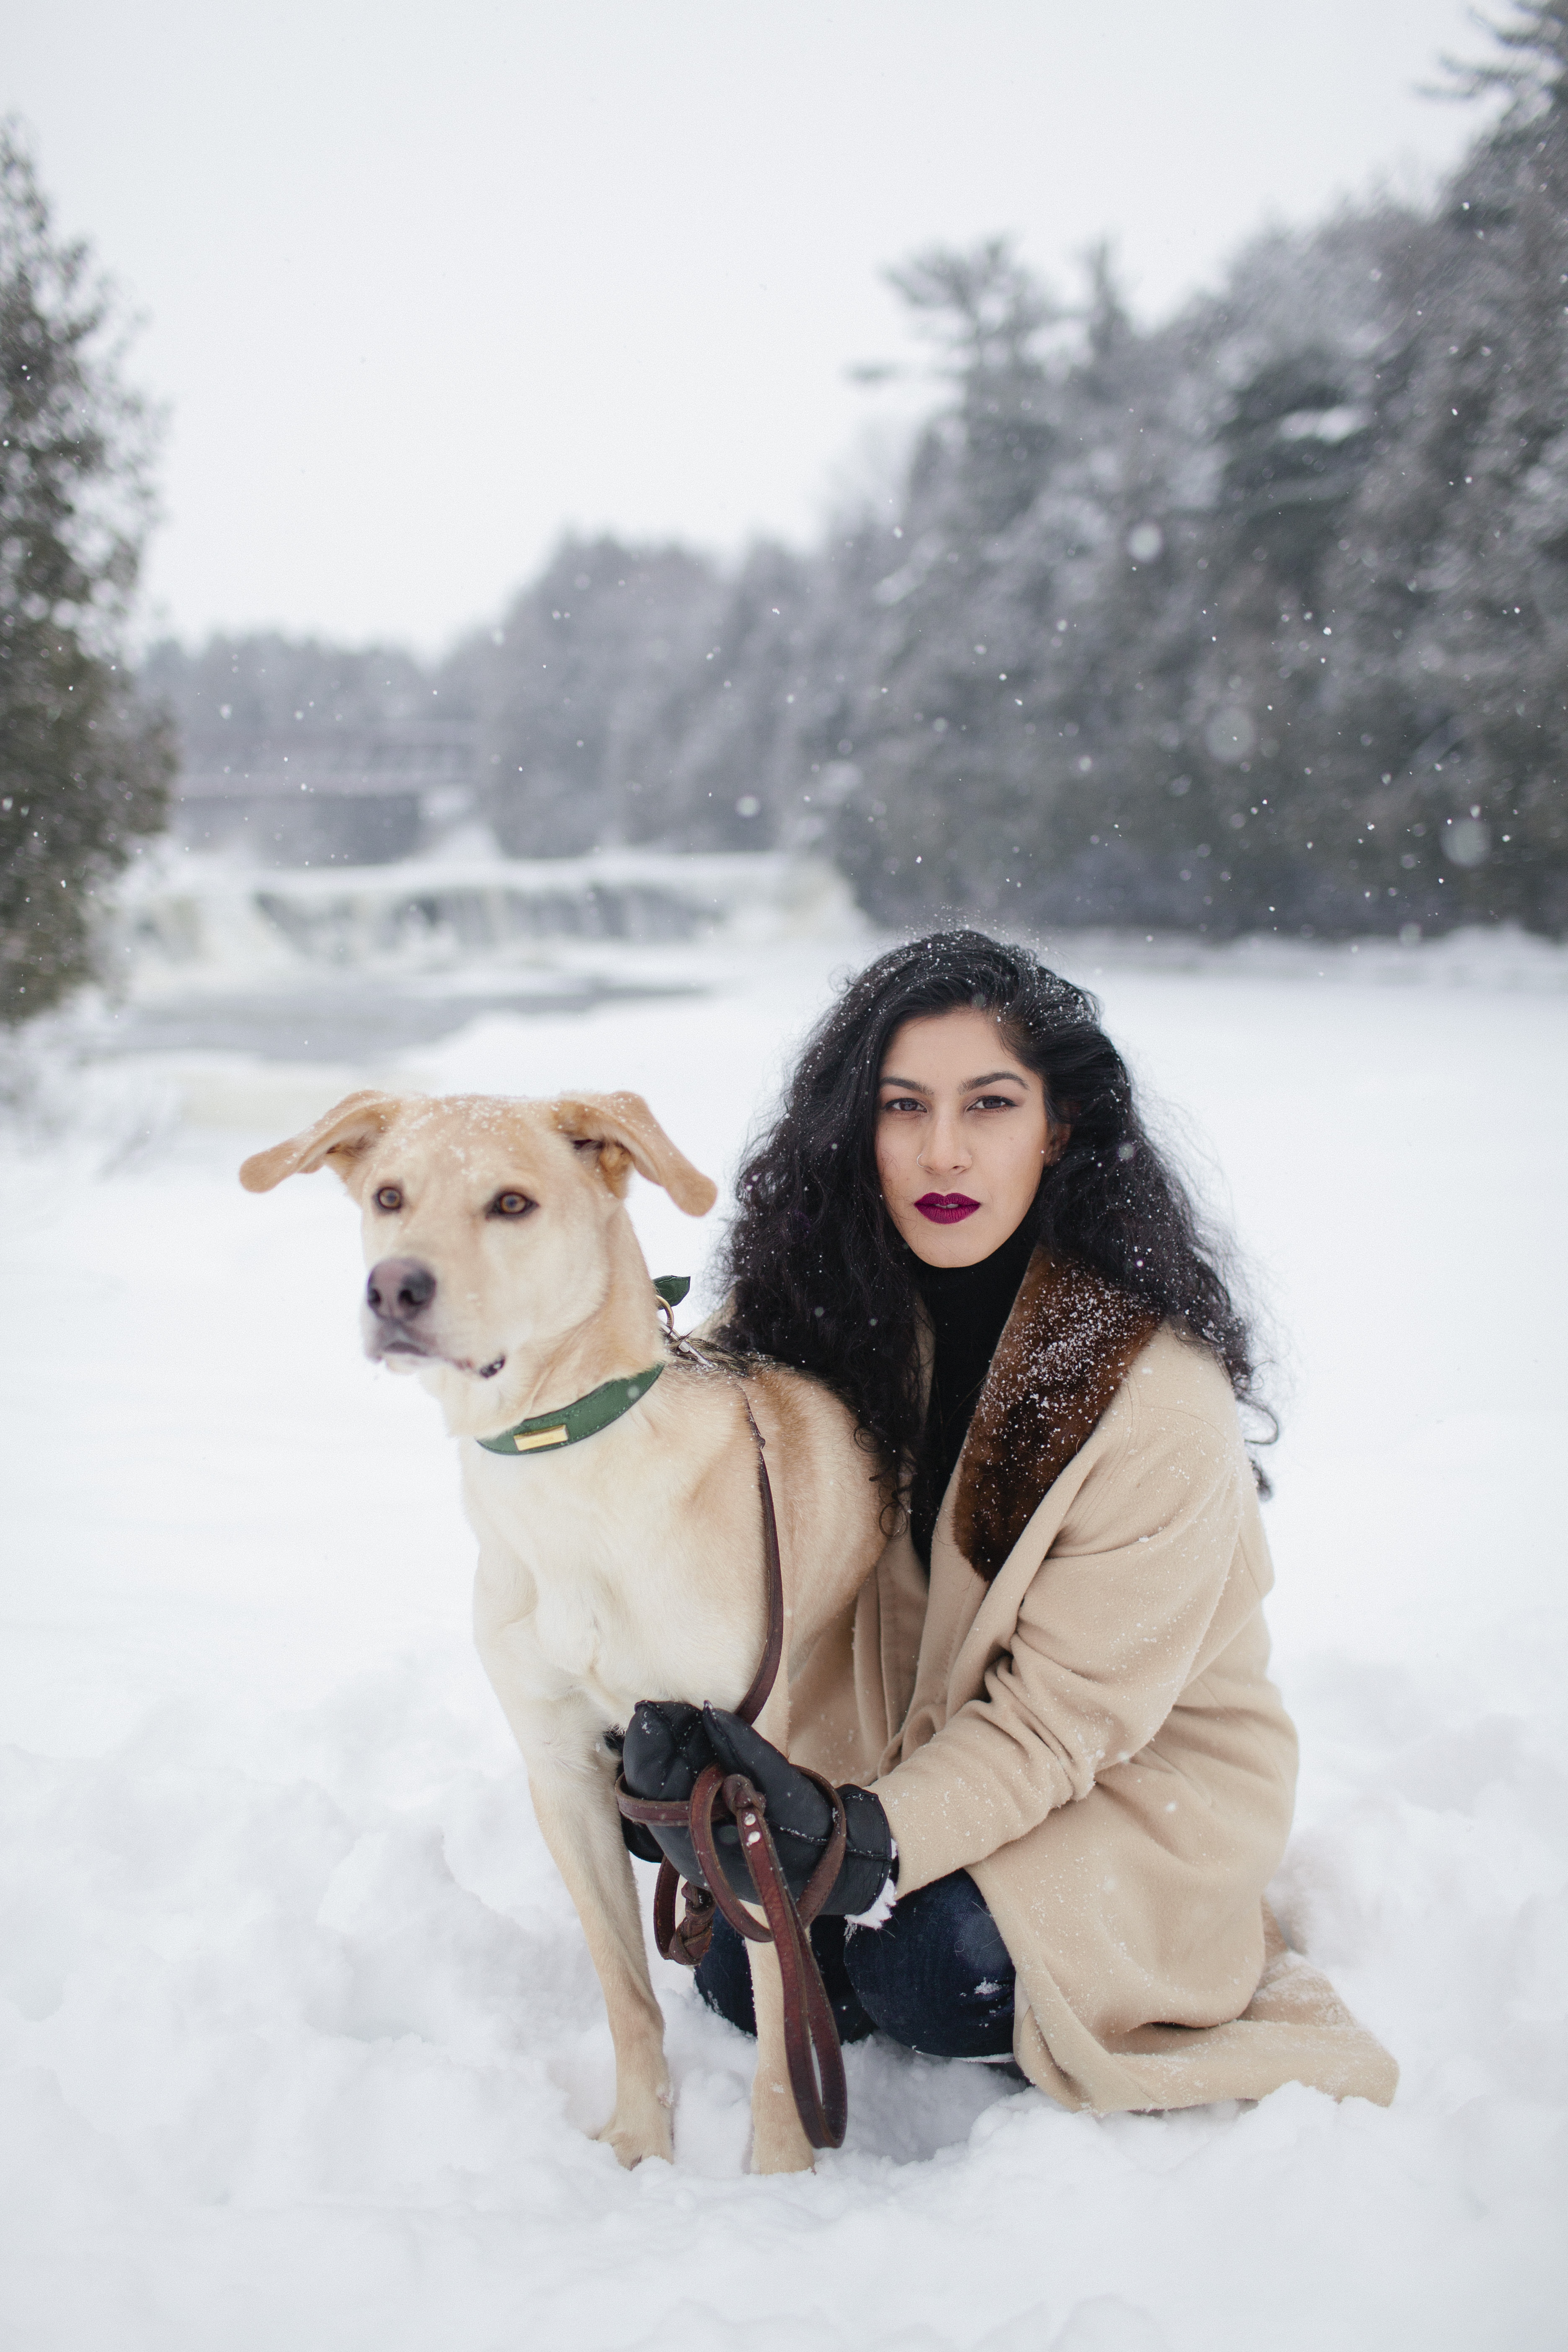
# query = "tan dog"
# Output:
<box><xmin>240</xmin><ymin>1089</ymin><xmax>885</xmax><ymax>2175</ymax></box>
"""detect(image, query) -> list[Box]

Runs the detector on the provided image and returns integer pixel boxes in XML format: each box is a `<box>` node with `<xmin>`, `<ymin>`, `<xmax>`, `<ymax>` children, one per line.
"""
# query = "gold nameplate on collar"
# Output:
<box><xmin>514</xmin><ymin>1426</ymin><xmax>569</xmax><ymax>1452</ymax></box>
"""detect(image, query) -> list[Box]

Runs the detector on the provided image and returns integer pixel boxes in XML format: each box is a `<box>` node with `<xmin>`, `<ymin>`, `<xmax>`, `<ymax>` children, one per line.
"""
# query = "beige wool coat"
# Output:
<box><xmin>789</xmin><ymin>1250</ymin><xmax>1398</xmax><ymax>2114</ymax></box>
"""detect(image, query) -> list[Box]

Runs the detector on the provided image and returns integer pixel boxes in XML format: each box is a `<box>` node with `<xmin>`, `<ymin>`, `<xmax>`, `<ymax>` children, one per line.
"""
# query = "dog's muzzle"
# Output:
<box><xmin>365</xmin><ymin>1257</ymin><xmax>437</xmax><ymax>1357</ymax></box>
<box><xmin>362</xmin><ymin>1259</ymin><xmax>503</xmax><ymax>1375</ymax></box>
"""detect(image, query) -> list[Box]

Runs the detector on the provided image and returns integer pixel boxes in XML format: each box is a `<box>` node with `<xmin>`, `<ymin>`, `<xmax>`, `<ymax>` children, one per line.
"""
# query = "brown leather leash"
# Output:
<box><xmin>614</xmin><ymin>1354</ymin><xmax>849</xmax><ymax>2151</ymax></box>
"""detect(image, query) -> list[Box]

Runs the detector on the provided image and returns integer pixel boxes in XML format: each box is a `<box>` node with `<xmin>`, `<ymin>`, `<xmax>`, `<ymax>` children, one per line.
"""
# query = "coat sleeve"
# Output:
<box><xmin>872</xmin><ymin>1391</ymin><xmax>1246</xmax><ymax>1895</ymax></box>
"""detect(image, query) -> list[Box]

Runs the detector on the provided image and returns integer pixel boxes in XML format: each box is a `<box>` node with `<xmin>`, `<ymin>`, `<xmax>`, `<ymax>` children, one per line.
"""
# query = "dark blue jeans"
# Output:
<box><xmin>694</xmin><ymin>1869</ymin><xmax>1016</xmax><ymax>2060</ymax></box>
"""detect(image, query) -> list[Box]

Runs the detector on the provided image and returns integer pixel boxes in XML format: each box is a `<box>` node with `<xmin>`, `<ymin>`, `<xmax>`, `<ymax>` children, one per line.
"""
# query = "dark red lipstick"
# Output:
<box><xmin>914</xmin><ymin>1193</ymin><xmax>980</xmax><ymax>1225</ymax></box>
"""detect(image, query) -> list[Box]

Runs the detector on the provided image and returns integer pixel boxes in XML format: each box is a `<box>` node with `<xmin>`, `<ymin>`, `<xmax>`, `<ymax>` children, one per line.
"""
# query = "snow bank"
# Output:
<box><xmin>1</xmin><ymin>924</ymin><xmax>1564</xmax><ymax>2350</ymax></box>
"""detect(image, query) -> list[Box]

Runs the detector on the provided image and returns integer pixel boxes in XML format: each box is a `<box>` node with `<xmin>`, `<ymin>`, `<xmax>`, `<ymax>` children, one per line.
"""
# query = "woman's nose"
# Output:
<box><xmin>919</xmin><ymin>1111</ymin><xmax>970</xmax><ymax>1172</ymax></box>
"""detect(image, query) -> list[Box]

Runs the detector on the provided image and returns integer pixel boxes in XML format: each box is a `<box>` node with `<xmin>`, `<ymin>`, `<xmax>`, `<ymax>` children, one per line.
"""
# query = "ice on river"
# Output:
<box><xmin>2</xmin><ymin>889</ymin><xmax>1565</xmax><ymax>2352</ymax></box>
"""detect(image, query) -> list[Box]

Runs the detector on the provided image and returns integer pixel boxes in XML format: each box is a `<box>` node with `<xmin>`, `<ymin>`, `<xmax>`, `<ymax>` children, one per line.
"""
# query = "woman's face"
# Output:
<box><xmin>874</xmin><ymin>1007</ymin><xmax>1065</xmax><ymax>1268</ymax></box>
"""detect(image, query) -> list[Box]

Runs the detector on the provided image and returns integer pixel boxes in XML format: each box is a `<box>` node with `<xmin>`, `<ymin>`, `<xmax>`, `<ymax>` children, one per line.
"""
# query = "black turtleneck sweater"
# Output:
<box><xmin>908</xmin><ymin>1217</ymin><xmax>1037</xmax><ymax>1567</ymax></box>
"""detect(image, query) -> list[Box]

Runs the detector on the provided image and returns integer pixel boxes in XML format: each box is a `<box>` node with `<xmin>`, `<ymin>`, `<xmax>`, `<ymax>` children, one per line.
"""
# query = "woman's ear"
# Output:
<box><xmin>1043</xmin><ymin>1094</ymin><xmax>1079</xmax><ymax>1167</ymax></box>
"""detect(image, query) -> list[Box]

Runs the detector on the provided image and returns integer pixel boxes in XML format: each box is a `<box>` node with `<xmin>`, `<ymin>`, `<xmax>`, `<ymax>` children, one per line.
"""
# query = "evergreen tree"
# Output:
<box><xmin>820</xmin><ymin>238</ymin><xmax>1068</xmax><ymax>919</ymax></box>
<box><xmin>0</xmin><ymin>128</ymin><xmax>171</xmax><ymax>1021</ymax></box>
<box><xmin>1342</xmin><ymin>0</ymin><xmax>1568</xmax><ymax>930</ymax></box>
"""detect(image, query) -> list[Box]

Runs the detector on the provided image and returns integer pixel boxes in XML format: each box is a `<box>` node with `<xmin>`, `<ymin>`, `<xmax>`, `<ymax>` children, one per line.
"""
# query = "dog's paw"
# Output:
<box><xmin>596</xmin><ymin>2098</ymin><xmax>675</xmax><ymax>2169</ymax></box>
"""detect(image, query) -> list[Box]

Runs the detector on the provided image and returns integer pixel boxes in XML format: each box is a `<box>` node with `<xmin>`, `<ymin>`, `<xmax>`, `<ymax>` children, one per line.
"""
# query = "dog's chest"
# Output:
<box><xmin>462</xmin><ymin>1431</ymin><xmax>760</xmax><ymax>1724</ymax></box>
<box><xmin>485</xmin><ymin>1544</ymin><xmax>713</xmax><ymax>1725</ymax></box>
<box><xmin>529</xmin><ymin>1564</ymin><xmax>606</xmax><ymax>1686</ymax></box>
<box><xmin>467</xmin><ymin>1480</ymin><xmax>662</xmax><ymax>1707</ymax></box>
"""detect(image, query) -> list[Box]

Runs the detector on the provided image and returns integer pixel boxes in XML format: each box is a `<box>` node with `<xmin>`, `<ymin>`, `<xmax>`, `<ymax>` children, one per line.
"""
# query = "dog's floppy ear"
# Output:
<box><xmin>551</xmin><ymin>1091</ymin><xmax>717</xmax><ymax>1217</ymax></box>
<box><xmin>239</xmin><ymin>1091</ymin><xmax>404</xmax><ymax>1194</ymax></box>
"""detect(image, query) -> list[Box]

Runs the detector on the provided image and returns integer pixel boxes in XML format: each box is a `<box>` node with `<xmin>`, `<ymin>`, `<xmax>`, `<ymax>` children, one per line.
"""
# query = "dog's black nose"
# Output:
<box><xmin>366</xmin><ymin>1257</ymin><xmax>436</xmax><ymax>1321</ymax></box>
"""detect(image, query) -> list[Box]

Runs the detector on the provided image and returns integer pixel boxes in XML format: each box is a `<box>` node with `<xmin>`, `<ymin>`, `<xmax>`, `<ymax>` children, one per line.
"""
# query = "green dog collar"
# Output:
<box><xmin>475</xmin><ymin>1275</ymin><xmax>690</xmax><ymax>1457</ymax></box>
<box><xmin>475</xmin><ymin>1362</ymin><xmax>665</xmax><ymax>1454</ymax></box>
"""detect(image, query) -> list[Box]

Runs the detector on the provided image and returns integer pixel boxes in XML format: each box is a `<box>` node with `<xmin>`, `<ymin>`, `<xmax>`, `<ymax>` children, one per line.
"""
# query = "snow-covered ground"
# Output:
<box><xmin>3</xmin><ymin>880</ymin><xmax>1565</xmax><ymax>2352</ymax></box>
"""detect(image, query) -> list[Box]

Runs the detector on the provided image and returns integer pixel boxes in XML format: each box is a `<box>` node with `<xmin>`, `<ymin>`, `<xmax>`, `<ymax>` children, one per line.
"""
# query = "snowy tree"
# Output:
<box><xmin>627</xmin><ymin>540</ymin><xmax>816</xmax><ymax>851</ymax></box>
<box><xmin>0</xmin><ymin>128</ymin><xmax>171</xmax><ymax>1021</ymax></box>
<box><xmin>1364</xmin><ymin>0</ymin><xmax>1568</xmax><ymax>930</ymax></box>
<box><xmin>815</xmin><ymin>238</ymin><xmax>1077</xmax><ymax>920</ymax></box>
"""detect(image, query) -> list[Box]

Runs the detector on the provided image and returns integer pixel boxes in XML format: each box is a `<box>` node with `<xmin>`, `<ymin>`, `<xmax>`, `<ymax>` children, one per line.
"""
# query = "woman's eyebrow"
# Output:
<box><xmin>876</xmin><ymin>1070</ymin><xmax>1030</xmax><ymax>1094</ymax></box>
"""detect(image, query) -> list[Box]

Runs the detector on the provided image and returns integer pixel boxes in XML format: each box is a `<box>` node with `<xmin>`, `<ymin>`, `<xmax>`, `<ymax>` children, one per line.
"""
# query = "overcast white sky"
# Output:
<box><xmin>8</xmin><ymin>0</ymin><xmax>1495</xmax><ymax>654</ymax></box>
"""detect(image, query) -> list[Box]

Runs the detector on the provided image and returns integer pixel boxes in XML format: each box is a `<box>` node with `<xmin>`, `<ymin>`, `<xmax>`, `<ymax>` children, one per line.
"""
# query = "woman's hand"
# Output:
<box><xmin>622</xmin><ymin>1700</ymin><xmax>895</xmax><ymax>1919</ymax></box>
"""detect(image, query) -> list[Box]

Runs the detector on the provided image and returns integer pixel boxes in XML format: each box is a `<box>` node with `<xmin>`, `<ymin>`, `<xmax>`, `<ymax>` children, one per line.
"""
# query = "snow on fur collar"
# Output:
<box><xmin>953</xmin><ymin>1251</ymin><xmax>1160</xmax><ymax>1582</ymax></box>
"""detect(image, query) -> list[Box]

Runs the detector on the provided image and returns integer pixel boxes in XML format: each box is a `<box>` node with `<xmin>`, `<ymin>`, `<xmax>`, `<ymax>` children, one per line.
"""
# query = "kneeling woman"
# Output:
<box><xmin>626</xmin><ymin>933</ymin><xmax>1395</xmax><ymax>2112</ymax></box>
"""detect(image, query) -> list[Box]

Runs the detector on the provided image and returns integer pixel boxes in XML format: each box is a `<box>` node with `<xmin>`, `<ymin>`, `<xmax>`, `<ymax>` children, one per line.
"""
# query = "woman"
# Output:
<box><xmin>624</xmin><ymin>932</ymin><xmax>1396</xmax><ymax>2112</ymax></box>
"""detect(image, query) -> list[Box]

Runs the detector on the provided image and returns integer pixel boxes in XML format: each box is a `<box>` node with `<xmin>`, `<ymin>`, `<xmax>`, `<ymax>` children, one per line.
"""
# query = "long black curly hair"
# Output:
<box><xmin>713</xmin><ymin>928</ymin><xmax>1272</xmax><ymax>1488</ymax></box>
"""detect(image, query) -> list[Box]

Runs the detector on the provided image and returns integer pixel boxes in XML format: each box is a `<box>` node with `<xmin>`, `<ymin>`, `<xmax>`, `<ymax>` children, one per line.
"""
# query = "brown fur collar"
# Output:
<box><xmin>952</xmin><ymin>1252</ymin><xmax>1160</xmax><ymax>1582</ymax></box>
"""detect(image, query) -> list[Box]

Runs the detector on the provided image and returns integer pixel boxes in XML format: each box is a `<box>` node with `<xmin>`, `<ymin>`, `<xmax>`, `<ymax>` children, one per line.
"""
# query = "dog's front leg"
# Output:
<box><xmin>474</xmin><ymin>1560</ymin><xmax>673</xmax><ymax>2167</ymax></box>
<box><xmin>526</xmin><ymin>1747</ymin><xmax>674</xmax><ymax>2169</ymax></box>
<box><xmin>746</xmin><ymin>1935</ymin><xmax>818</xmax><ymax>2174</ymax></box>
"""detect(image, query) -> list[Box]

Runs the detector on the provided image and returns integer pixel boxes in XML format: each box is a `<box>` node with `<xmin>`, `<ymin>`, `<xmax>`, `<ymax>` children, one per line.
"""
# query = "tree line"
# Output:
<box><xmin>5</xmin><ymin>7</ymin><xmax>1567</xmax><ymax>1021</ymax></box>
<box><xmin>437</xmin><ymin>5</ymin><xmax>1567</xmax><ymax>941</ymax></box>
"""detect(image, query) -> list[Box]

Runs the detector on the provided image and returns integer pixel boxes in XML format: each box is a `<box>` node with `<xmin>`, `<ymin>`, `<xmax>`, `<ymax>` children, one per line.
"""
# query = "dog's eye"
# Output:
<box><xmin>490</xmin><ymin>1191</ymin><xmax>534</xmax><ymax>1218</ymax></box>
<box><xmin>374</xmin><ymin>1186</ymin><xmax>402</xmax><ymax>1212</ymax></box>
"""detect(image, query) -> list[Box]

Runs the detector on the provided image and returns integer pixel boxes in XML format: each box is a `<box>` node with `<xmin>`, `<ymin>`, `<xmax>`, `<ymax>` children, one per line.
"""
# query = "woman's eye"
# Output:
<box><xmin>374</xmin><ymin>1186</ymin><xmax>402</xmax><ymax>1211</ymax></box>
<box><xmin>881</xmin><ymin>1096</ymin><xmax>924</xmax><ymax>1115</ymax></box>
<box><xmin>972</xmin><ymin>1094</ymin><xmax>1020</xmax><ymax>1112</ymax></box>
<box><xmin>491</xmin><ymin>1191</ymin><xmax>533</xmax><ymax>1217</ymax></box>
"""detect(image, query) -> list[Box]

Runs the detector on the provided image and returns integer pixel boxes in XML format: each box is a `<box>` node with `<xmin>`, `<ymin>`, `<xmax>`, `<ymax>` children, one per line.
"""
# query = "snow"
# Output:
<box><xmin>2</xmin><ymin>882</ymin><xmax>1565</xmax><ymax>2351</ymax></box>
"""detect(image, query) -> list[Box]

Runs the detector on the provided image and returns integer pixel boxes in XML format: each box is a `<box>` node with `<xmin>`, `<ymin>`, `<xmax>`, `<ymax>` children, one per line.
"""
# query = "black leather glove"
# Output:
<box><xmin>621</xmin><ymin>1700</ymin><xmax>895</xmax><ymax>1919</ymax></box>
<box><xmin>619</xmin><ymin>1812</ymin><xmax>665</xmax><ymax>1865</ymax></box>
